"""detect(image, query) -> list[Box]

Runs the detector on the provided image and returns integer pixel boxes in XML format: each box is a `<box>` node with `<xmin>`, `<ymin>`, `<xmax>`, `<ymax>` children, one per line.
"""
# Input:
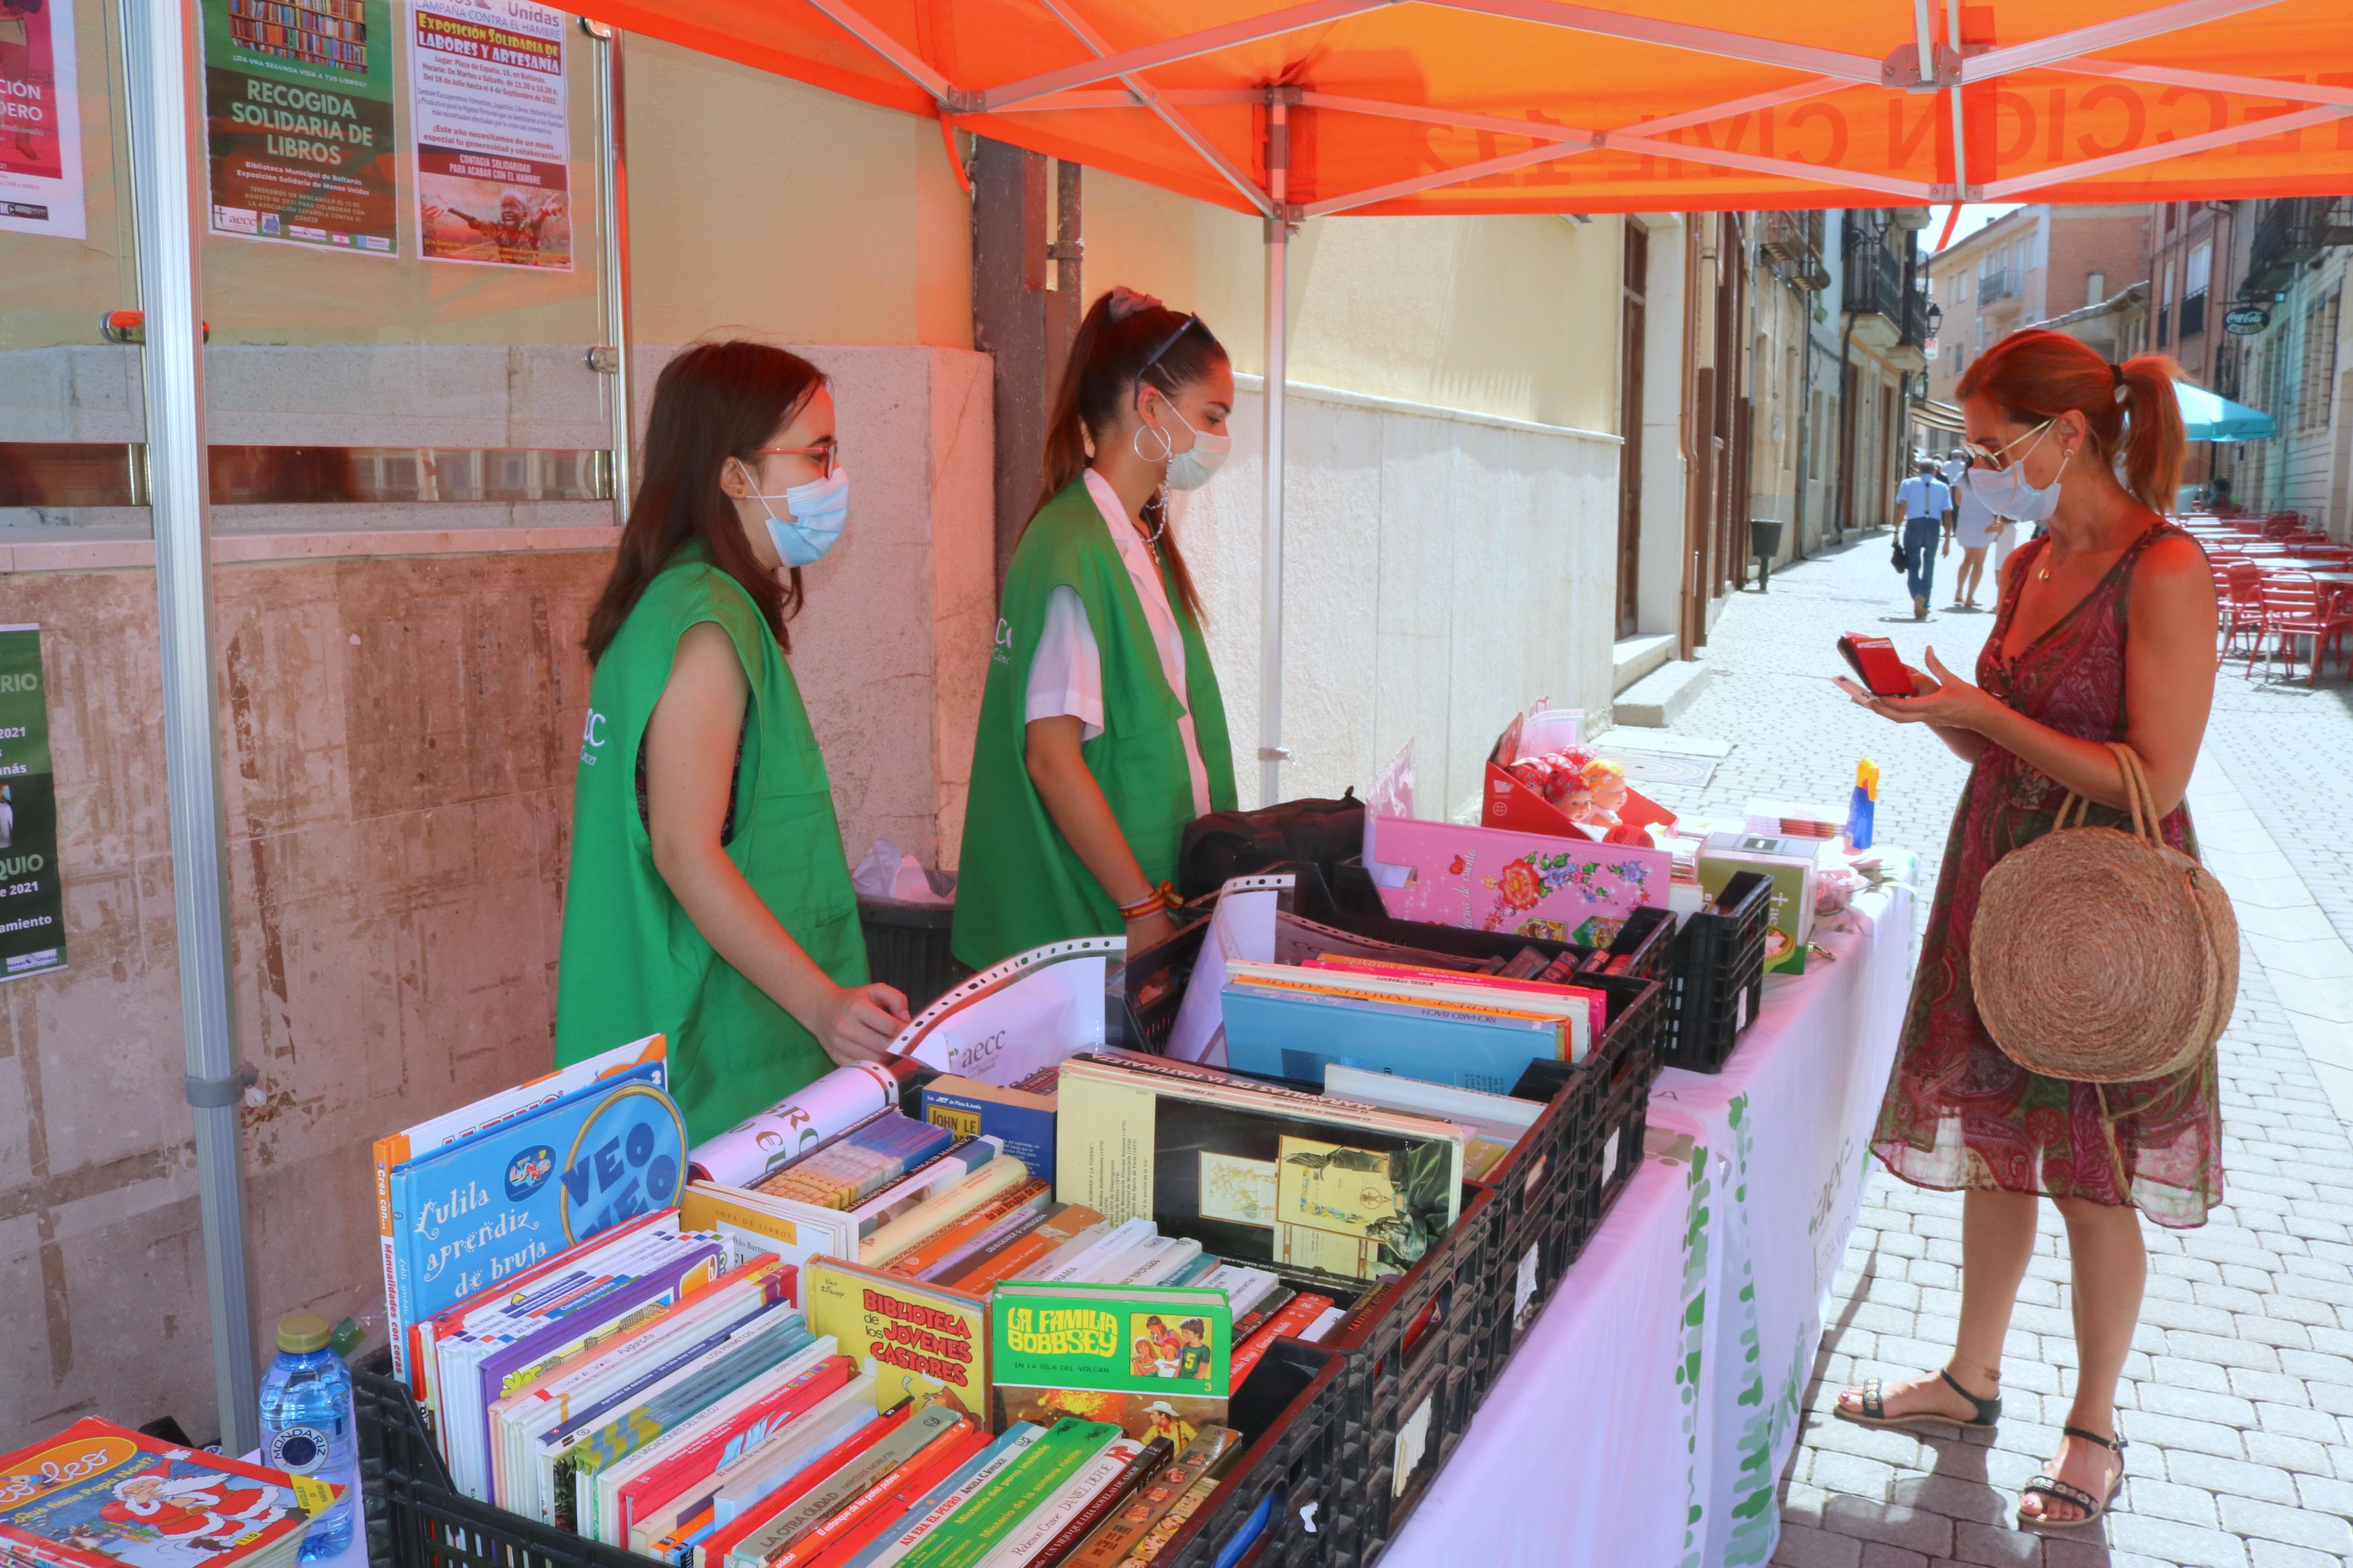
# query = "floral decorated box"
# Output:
<box><xmin>1368</xmin><ymin>816</ymin><xmax>1673</xmax><ymax>947</ymax></box>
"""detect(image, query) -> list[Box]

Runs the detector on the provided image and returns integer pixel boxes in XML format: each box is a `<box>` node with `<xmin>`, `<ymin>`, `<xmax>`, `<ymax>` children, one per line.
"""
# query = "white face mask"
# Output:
<box><xmin>1964</xmin><ymin>421</ymin><xmax>2069</xmax><ymax>524</ymax></box>
<box><xmin>733</xmin><ymin>460</ymin><xmax>850</xmax><ymax>566</ymax></box>
<box><xmin>1137</xmin><ymin>397</ymin><xmax>1231</xmax><ymax>491</ymax></box>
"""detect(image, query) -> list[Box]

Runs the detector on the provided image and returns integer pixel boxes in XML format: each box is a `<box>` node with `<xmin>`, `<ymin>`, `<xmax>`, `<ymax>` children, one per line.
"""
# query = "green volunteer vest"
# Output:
<box><xmin>952</xmin><ymin>477</ymin><xmax>1237</xmax><ymax>972</ymax></box>
<box><xmin>555</xmin><ymin>544</ymin><xmax>867</xmax><ymax>1144</ymax></box>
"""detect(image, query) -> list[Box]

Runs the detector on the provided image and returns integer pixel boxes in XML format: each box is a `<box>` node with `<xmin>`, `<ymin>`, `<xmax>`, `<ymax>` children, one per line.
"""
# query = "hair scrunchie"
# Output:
<box><xmin>1107</xmin><ymin>285</ymin><xmax>1164</xmax><ymax>322</ymax></box>
<box><xmin>2111</xmin><ymin>361</ymin><xmax>2130</xmax><ymax>403</ymax></box>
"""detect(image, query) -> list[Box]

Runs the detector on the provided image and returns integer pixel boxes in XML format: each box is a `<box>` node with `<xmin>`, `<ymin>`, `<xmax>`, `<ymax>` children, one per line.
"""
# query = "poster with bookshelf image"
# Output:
<box><xmin>201</xmin><ymin>0</ymin><xmax>396</xmax><ymax>254</ymax></box>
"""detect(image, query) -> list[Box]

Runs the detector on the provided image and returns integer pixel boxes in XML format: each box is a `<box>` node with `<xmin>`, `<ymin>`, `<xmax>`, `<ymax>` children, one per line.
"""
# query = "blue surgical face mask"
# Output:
<box><xmin>734</xmin><ymin>460</ymin><xmax>850</xmax><ymax>566</ymax></box>
<box><xmin>1964</xmin><ymin>421</ymin><xmax>2069</xmax><ymax>524</ymax></box>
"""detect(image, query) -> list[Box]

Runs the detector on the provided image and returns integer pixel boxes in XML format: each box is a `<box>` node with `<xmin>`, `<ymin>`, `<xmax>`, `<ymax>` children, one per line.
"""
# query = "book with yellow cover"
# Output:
<box><xmin>1055</xmin><ymin>1052</ymin><xmax>1463</xmax><ymax>1283</ymax></box>
<box><xmin>802</xmin><ymin>1255</ymin><xmax>989</xmax><ymax>1421</ymax></box>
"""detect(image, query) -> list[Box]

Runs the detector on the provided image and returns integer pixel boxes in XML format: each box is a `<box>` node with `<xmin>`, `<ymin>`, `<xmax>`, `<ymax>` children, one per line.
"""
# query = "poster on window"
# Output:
<box><xmin>409</xmin><ymin>0</ymin><xmax>570</xmax><ymax>268</ymax></box>
<box><xmin>0</xmin><ymin>627</ymin><xmax>65</xmax><ymax>984</ymax></box>
<box><xmin>0</xmin><ymin>0</ymin><xmax>86</xmax><ymax>239</ymax></box>
<box><xmin>201</xmin><ymin>0</ymin><xmax>397</xmax><ymax>254</ymax></box>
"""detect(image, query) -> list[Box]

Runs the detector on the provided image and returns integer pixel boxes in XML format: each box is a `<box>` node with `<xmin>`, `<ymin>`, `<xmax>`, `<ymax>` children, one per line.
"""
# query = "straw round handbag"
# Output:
<box><xmin>1971</xmin><ymin>742</ymin><xmax>2238</xmax><ymax>1083</ymax></box>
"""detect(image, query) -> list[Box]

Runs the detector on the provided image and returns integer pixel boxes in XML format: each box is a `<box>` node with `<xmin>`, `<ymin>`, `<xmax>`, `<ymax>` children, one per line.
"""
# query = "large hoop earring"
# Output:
<box><xmin>1133</xmin><ymin>422</ymin><xmax>1173</xmax><ymax>464</ymax></box>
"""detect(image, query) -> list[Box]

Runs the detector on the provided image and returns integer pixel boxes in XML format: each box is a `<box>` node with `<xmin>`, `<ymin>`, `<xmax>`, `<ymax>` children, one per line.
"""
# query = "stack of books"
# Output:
<box><xmin>1218</xmin><ymin>955</ymin><xmax>1610</xmax><ymax>1094</ymax></box>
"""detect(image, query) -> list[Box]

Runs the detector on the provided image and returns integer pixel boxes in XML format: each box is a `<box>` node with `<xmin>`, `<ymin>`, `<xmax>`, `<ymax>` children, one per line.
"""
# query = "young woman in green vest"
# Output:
<box><xmin>556</xmin><ymin>342</ymin><xmax>909</xmax><ymax>1142</ymax></box>
<box><xmin>953</xmin><ymin>288</ymin><xmax>1240</xmax><ymax>972</ymax></box>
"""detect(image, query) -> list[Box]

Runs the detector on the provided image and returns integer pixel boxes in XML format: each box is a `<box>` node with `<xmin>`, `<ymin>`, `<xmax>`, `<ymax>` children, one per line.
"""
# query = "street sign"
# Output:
<box><xmin>2224</xmin><ymin>304</ymin><xmax>2271</xmax><ymax>336</ymax></box>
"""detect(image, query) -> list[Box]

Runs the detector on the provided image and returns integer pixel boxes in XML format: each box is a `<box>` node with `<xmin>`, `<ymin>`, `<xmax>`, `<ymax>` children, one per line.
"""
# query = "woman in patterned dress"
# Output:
<box><xmin>1829</xmin><ymin>330</ymin><xmax>2220</xmax><ymax>1528</ymax></box>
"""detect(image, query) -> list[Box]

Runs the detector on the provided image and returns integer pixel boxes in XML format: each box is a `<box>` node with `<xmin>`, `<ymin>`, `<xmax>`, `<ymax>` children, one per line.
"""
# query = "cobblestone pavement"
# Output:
<box><xmin>1624</xmin><ymin>533</ymin><xmax>2353</xmax><ymax>1568</ymax></box>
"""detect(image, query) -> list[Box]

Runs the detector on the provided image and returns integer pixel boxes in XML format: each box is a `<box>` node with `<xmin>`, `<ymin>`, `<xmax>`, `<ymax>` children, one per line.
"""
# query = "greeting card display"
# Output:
<box><xmin>1369</xmin><ymin>816</ymin><xmax>1671</xmax><ymax>948</ymax></box>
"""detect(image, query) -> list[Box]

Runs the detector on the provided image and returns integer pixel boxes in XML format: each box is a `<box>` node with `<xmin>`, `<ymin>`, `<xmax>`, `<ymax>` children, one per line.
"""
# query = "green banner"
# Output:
<box><xmin>0</xmin><ymin>627</ymin><xmax>64</xmax><ymax>982</ymax></box>
<box><xmin>202</xmin><ymin>0</ymin><xmax>398</xmax><ymax>255</ymax></box>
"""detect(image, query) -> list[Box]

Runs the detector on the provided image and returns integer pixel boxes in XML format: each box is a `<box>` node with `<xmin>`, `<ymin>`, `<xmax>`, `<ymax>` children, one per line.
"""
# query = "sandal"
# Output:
<box><xmin>2019</xmin><ymin>1427</ymin><xmax>2127</xmax><ymax>1528</ymax></box>
<box><xmin>1833</xmin><ymin>1368</ymin><xmax>2001</xmax><ymax>1432</ymax></box>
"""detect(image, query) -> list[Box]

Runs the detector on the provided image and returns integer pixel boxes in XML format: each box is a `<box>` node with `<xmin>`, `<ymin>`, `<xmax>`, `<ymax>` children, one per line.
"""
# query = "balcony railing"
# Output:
<box><xmin>2248</xmin><ymin>197</ymin><xmax>2353</xmax><ymax>294</ymax></box>
<box><xmin>1978</xmin><ymin>266</ymin><xmax>2015</xmax><ymax>304</ymax></box>
<box><xmin>1763</xmin><ymin>209</ymin><xmax>1831</xmax><ymax>289</ymax></box>
<box><xmin>1844</xmin><ymin>235</ymin><xmax>1932</xmax><ymax>347</ymax></box>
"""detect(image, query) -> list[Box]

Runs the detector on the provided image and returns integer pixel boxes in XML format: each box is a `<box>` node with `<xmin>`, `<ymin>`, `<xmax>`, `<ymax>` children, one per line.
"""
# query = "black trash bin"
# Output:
<box><xmin>1748</xmin><ymin>517</ymin><xmax>1785</xmax><ymax>591</ymax></box>
<box><xmin>858</xmin><ymin>889</ymin><xmax>968</xmax><ymax>1015</ymax></box>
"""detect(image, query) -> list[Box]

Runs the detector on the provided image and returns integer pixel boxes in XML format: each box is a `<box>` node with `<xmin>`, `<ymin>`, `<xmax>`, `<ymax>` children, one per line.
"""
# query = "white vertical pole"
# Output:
<box><xmin>1258</xmin><ymin>93</ymin><xmax>1290</xmax><ymax>808</ymax></box>
<box><xmin>583</xmin><ymin>20</ymin><xmax>634</xmax><ymax>520</ymax></box>
<box><xmin>118</xmin><ymin>0</ymin><xmax>259</xmax><ymax>1452</ymax></box>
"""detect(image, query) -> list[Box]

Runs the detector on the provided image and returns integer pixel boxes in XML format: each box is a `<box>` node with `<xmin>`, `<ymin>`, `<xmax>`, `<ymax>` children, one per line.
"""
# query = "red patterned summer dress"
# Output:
<box><xmin>1872</xmin><ymin>520</ymin><xmax>2224</xmax><ymax>1229</ymax></box>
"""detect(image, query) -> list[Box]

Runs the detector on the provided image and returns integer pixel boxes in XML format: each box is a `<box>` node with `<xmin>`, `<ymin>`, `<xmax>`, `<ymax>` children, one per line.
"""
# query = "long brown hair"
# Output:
<box><xmin>1957</xmin><ymin>329</ymin><xmax>2187</xmax><ymax>514</ymax></box>
<box><xmin>584</xmin><ymin>341</ymin><xmax>824</xmax><ymax>663</ymax></box>
<box><xmin>1034</xmin><ymin>290</ymin><xmax>1229</xmax><ymax>619</ymax></box>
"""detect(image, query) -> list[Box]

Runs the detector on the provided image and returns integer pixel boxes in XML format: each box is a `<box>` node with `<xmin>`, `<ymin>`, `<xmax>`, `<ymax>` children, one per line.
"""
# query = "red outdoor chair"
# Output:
<box><xmin>2220</xmin><ymin>561</ymin><xmax>2268</xmax><ymax>658</ymax></box>
<box><xmin>2249</xmin><ymin>574</ymin><xmax>2353</xmax><ymax>684</ymax></box>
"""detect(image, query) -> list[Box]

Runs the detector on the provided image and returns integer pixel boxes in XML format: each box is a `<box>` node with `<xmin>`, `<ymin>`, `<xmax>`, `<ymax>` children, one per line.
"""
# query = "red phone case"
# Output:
<box><xmin>1838</xmin><ymin>635</ymin><xmax>1914</xmax><ymax>697</ymax></box>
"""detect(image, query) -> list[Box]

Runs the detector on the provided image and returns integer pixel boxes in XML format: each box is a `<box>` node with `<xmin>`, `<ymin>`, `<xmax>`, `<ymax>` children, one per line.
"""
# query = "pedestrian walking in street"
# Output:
<box><xmin>1829</xmin><ymin>329</ymin><xmax>2217</xmax><ymax>1531</ymax></box>
<box><xmin>1941</xmin><ymin>446</ymin><xmax>2008</xmax><ymax>610</ymax></box>
<box><xmin>1896</xmin><ymin>457</ymin><xmax>1955</xmax><ymax>620</ymax></box>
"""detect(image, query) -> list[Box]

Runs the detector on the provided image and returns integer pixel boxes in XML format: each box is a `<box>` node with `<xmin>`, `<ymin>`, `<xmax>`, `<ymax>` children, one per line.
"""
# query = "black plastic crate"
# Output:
<box><xmin>858</xmin><ymin>894</ymin><xmax>970</xmax><ymax>1015</ymax></box>
<box><xmin>1658</xmin><ymin>871</ymin><xmax>1773</xmax><ymax>1073</ymax></box>
<box><xmin>1155</xmin><ymin>1339</ymin><xmax>1345</xmax><ymax>1568</ymax></box>
<box><xmin>1318</xmin><ymin>861</ymin><xmax>1675</xmax><ymax>980</ymax></box>
<box><xmin>1475</xmin><ymin>974</ymin><xmax>1666</xmax><ymax>1366</ymax></box>
<box><xmin>353</xmin><ymin>1335</ymin><xmax>1338</xmax><ymax>1568</ymax></box>
<box><xmin>1312</xmin><ymin>1182</ymin><xmax>1494</xmax><ymax>1568</ymax></box>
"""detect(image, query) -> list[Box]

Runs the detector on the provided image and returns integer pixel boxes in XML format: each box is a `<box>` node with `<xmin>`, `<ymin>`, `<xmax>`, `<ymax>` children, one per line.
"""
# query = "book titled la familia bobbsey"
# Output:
<box><xmin>989</xmin><ymin>1281</ymin><xmax>1232</xmax><ymax>1445</ymax></box>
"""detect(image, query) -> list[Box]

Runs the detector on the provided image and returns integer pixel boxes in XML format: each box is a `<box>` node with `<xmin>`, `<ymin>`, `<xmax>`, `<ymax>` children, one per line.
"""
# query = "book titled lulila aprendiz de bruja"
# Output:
<box><xmin>0</xmin><ymin>1418</ymin><xmax>342</xmax><ymax>1568</ymax></box>
<box><xmin>988</xmin><ymin>1280</ymin><xmax>1233</xmax><ymax>1446</ymax></box>
<box><xmin>374</xmin><ymin>1034</ymin><xmax>688</xmax><ymax>1382</ymax></box>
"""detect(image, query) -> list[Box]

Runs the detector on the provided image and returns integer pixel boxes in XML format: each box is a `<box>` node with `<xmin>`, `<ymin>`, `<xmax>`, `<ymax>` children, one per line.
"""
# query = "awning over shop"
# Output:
<box><xmin>571</xmin><ymin>0</ymin><xmax>2353</xmax><ymax>218</ymax></box>
<box><xmin>1912</xmin><ymin>396</ymin><xmax>1968</xmax><ymax>435</ymax></box>
<box><xmin>2174</xmin><ymin>379</ymin><xmax>2277</xmax><ymax>442</ymax></box>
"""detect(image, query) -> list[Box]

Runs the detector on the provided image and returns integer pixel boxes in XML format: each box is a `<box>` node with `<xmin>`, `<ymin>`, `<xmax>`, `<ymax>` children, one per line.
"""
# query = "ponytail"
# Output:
<box><xmin>2116</xmin><ymin>354</ymin><xmax>2185</xmax><ymax>515</ymax></box>
<box><xmin>1956</xmin><ymin>328</ymin><xmax>2186</xmax><ymax>514</ymax></box>
<box><xmin>1034</xmin><ymin>288</ymin><xmax>1229</xmax><ymax>620</ymax></box>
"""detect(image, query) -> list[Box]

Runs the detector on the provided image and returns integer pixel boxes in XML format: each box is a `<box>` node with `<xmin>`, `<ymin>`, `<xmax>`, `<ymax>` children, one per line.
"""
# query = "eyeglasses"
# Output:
<box><xmin>1958</xmin><ymin>418</ymin><xmax>2053</xmax><ymax>473</ymax></box>
<box><xmin>1139</xmin><ymin>313</ymin><xmax>1202</xmax><ymax>376</ymax></box>
<box><xmin>753</xmin><ymin>440</ymin><xmax>840</xmax><ymax>479</ymax></box>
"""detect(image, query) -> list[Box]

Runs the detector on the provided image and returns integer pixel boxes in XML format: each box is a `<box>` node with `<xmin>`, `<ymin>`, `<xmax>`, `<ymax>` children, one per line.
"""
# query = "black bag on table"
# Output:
<box><xmin>1178</xmin><ymin>791</ymin><xmax>1365</xmax><ymax>898</ymax></box>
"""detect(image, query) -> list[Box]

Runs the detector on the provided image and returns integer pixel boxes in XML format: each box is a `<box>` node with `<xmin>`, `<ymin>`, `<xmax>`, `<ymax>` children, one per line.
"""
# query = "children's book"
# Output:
<box><xmin>1060</xmin><ymin>1427</ymin><xmax>1240</xmax><ymax>1568</ymax></box>
<box><xmin>968</xmin><ymin>1437</ymin><xmax>1143</xmax><ymax>1568</ymax></box>
<box><xmin>889</xmin><ymin>1420</ymin><xmax>1123</xmax><ymax>1568</ymax></box>
<box><xmin>615</xmin><ymin>1353</ymin><xmax>857</xmax><ymax>1552</ymax></box>
<box><xmin>935</xmin><ymin>1206</ymin><xmax>1104</xmax><ymax>1295</ymax></box>
<box><xmin>0</xmin><ymin>1418</ymin><xmax>339</xmax><ymax>1568</ymax></box>
<box><xmin>919</xmin><ymin>1077</ymin><xmax>1057</xmax><ymax>1185</ymax></box>
<box><xmin>988</xmin><ymin>1281</ymin><xmax>1232</xmax><ymax>1446</ymax></box>
<box><xmin>1219</xmin><ymin>983</ymin><xmax>1571</xmax><ymax>1096</ymax></box>
<box><xmin>1055</xmin><ymin>1052</ymin><xmax>1464</xmax><ymax>1283</ymax></box>
<box><xmin>803</xmin><ymin>1257</ymin><xmax>989</xmax><ymax>1419</ymax></box>
<box><xmin>723</xmin><ymin>1406</ymin><xmax>968</xmax><ymax>1568</ymax></box>
<box><xmin>377</xmin><ymin>1042</ymin><xmax>687</xmax><ymax>1383</ymax></box>
<box><xmin>755</xmin><ymin>1113</ymin><xmax>956</xmax><ymax>1211</ymax></box>
<box><xmin>839</xmin><ymin>1425</ymin><xmax>1041</xmax><ymax>1568</ymax></box>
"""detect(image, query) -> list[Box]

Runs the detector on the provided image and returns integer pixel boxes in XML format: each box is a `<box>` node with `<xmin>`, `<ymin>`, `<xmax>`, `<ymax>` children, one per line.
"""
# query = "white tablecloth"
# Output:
<box><xmin>1382</xmin><ymin>884</ymin><xmax>1916</xmax><ymax>1567</ymax></box>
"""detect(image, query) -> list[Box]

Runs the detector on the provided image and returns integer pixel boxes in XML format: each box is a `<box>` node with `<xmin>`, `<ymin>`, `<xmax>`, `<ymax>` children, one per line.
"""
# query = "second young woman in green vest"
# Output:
<box><xmin>953</xmin><ymin>288</ymin><xmax>1240</xmax><ymax>972</ymax></box>
<box><xmin>555</xmin><ymin>342</ymin><xmax>909</xmax><ymax>1143</ymax></box>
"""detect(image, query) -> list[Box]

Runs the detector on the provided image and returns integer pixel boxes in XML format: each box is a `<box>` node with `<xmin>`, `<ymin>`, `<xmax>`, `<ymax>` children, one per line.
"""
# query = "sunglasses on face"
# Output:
<box><xmin>1957</xmin><ymin>418</ymin><xmax>2054</xmax><ymax>473</ymax></box>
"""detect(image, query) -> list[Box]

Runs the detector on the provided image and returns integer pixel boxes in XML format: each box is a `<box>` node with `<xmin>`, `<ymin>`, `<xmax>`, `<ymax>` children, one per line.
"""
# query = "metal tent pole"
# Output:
<box><xmin>1257</xmin><ymin>91</ymin><xmax>1291</xmax><ymax>808</ymax></box>
<box><xmin>118</xmin><ymin>0</ymin><xmax>260</xmax><ymax>1452</ymax></box>
<box><xmin>583</xmin><ymin>19</ymin><xmax>634</xmax><ymax>520</ymax></box>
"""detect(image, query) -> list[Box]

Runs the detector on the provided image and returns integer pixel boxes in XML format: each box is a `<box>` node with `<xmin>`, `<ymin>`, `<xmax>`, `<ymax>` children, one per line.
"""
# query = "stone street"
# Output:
<box><xmin>1626</xmin><ymin>529</ymin><xmax>2353</xmax><ymax>1568</ymax></box>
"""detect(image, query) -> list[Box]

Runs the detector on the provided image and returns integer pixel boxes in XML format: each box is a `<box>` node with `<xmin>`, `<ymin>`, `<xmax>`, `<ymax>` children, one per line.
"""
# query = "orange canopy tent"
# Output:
<box><xmin>568</xmin><ymin>0</ymin><xmax>2353</xmax><ymax>218</ymax></box>
<box><xmin>565</xmin><ymin>0</ymin><xmax>2353</xmax><ymax>800</ymax></box>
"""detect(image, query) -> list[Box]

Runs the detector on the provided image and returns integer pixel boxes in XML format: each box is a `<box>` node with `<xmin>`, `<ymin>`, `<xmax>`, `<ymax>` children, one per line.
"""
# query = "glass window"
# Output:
<box><xmin>2086</xmin><ymin>271</ymin><xmax>2106</xmax><ymax>306</ymax></box>
<box><xmin>2187</xmin><ymin>241</ymin><xmax>2212</xmax><ymax>298</ymax></box>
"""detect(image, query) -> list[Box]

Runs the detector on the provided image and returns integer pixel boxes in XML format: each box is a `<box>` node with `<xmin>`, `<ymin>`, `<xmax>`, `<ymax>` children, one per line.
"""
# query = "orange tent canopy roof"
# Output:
<box><xmin>573</xmin><ymin>0</ymin><xmax>2353</xmax><ymax>216</ymax></box>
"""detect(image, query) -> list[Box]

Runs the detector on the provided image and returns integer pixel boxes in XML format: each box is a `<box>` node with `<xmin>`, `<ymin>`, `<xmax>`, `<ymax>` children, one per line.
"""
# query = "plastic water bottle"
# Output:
<box><xmin>257</xmin><ymin>1312</ymin><xmax>359</xmax><ymax>1560</ymax></box>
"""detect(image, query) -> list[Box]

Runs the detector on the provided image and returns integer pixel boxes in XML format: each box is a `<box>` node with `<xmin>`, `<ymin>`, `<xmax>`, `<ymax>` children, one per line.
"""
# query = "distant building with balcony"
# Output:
<box><xmin>2207</xmin><ymin>197</ymin><xmax>2353</xmax><ymax>532</ymax></box>
<box><xmin>1924</xmin><ymin>204</ymin><xmax>2151</xmax><ymax>402</ymax></box>
<box><xmin>1834</xmin><ymin>209</ymin><xmax>1934</xmax><ymax>531</ymax></box>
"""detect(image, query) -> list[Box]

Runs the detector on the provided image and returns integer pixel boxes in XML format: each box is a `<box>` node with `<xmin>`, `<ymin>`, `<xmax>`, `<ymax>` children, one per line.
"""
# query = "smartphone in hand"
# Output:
<box><xmin>1837</xmin><ymin>634</ymin><xmax>1917</xmax><ymax>698</ymax></box>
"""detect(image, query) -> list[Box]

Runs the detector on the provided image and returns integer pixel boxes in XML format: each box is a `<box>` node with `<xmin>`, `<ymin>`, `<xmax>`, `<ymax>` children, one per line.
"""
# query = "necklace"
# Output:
<box><xmin>1140</xmin><ymin>488</ymin><xmax>1169</xmax><ymax>546</ymax></box>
